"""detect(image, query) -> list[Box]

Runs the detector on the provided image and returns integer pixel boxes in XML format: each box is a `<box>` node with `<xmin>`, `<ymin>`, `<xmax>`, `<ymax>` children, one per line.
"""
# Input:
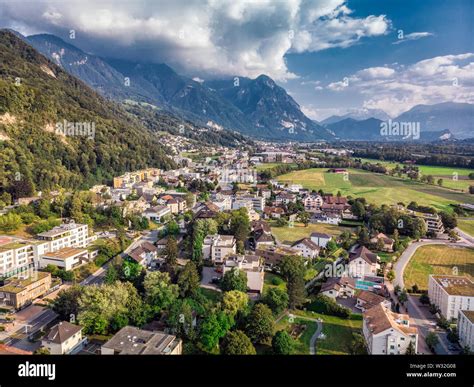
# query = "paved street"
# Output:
<box><xmin>390</xmin><ymin>236</ymin><xmax>474</xmax><ymax>354</ymax></box>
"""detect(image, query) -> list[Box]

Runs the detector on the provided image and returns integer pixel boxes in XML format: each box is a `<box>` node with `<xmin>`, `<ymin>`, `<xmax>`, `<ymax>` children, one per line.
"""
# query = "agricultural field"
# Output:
<box><xmin>277</xmin><ymin>168</ymin><xmax>474</xmax><ymax>212</ymax></box>
<box><xmin>458</xmin><ymin>219</ymin><xmax>474</xmax><ymax>237</ymax></box>
<box><xmin>255</xmin><ymin>162</ymin><xmax>296</xmax><ymax>171</ymax></box>
<box><xmin>404</xmin><ymin>245</ymin><xmax>474</xmax><ymax>290</ymax></box>
<box><xmin>270</xmin><ymin>222</ymin><xmax>353</xmax><ymax>244</ymax></box>
<box><xmin>357</xmin><ymin>158</ymin><xmax>474</xmax><ymax>191</ymax></box>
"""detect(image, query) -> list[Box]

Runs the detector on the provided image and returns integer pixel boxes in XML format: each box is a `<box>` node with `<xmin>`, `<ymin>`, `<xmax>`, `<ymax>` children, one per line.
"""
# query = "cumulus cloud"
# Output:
<box><xmin>325</xmin><ymin>54</ymin><xmax>474</xmax><ymax>116</ymax></box>
<box><xmin>393</xmin><ymin>31</ymin><xmax>434</xmax><ymax>45</ymax></box>
<box><xmin>0</xmin><ymin>0</ymin><xmax>390</xmax><ymax>80</ymax></box>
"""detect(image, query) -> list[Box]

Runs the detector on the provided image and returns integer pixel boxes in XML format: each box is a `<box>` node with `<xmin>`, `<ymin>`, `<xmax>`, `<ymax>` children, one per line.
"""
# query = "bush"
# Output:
<box><xmin>308</xmin><ymin>295</ymin><xmax>351</xmax><ymax>318</ymax></box>
<box><xmin>271</xmin><ymin>276</ymin><xmax>284</xmax><ymax>286</ymax></box>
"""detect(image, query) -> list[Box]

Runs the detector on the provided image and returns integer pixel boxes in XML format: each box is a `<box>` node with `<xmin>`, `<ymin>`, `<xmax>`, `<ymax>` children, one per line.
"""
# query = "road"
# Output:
<box><xmin>81</xmin><ymin>229</ymin><xmax>161</xmax><ymax>286</ymax></box>
<box><xmin>1</xmin><ymin>306</ymin><xmax>58</xmax><ymax>350</ymax></box>
<box><xmin>391</xmin><ymin>236</ymin><xmax>474</xmax><ymax>354</ymax></box>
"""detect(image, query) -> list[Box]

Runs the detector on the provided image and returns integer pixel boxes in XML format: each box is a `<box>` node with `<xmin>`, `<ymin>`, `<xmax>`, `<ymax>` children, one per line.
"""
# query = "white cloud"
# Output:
<box><xmin>393</xmin><ymin>31</ymin><xmax>434</xmax><ymax>45</ymax></box>
<box><xmin>0</xmin><ymin>0</ymin><xmax>391</xmax><ymax>81</ymax></box>
<box><xmin>325</xmin><ymin>53</ymin><xmax>474</xmax><ymax>116</ymax></box>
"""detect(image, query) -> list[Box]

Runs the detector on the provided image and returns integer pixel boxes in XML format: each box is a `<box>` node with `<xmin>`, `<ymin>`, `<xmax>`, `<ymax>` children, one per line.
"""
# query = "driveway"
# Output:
<box><xmin>200</xmin><ymin>266</ymin><xmax>222</xmax><ymax>291</ymax></box>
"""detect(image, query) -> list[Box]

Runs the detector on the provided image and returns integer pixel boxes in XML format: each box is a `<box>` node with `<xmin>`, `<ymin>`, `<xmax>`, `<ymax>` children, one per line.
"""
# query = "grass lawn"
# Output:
<box><xmin>199</xmin><ymin>288</ymin><xmax>222</xmax><ymax>303</ymax></box>
<box><xmin>271</xmin><ymin>222</ymin><xmax>353</xmax><ymax>244</ymax></box>
<box><xmin>458</xmin><ymin>219</ymin><xmax>474</xmax><ymax>237</ymax></box>
<box><xmin>275</xmin><ymin>315</ymin><xmax>318</xmax><ymax>354</ymax></box>
<box><xmin>293</xmin><ymin>310</ymin><xmax>363</xmax><ymax>355</ymax></box>
<box><xmin>404</xmin><ymin>245</ymin><xmax>474</xmax><ymax>290</ymax></box>
<box><xmin>263</xmin><ymin>272</ymin><xmax>286</xmax><ymax>293</ymax></box>
<box><xmin>277</xmin><ymin>168</ymin><xmax>474</xmax><ymax>212</ymax></box>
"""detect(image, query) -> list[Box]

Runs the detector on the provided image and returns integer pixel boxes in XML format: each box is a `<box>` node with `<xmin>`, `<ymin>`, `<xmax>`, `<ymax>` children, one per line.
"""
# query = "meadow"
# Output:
<box><xmin>277</xmin><ymin>168</ymin><xmax>474</xmax><ymax>212</ymax></box>
<box><xmin>403</xmin><ymin>245</ymin><xmax>474</xmax><ymax>290</ymax></box>
<box><xmin>270</xmin><ymin>222</ymin><xmax>353</xmax><ymax>244</ymax></box>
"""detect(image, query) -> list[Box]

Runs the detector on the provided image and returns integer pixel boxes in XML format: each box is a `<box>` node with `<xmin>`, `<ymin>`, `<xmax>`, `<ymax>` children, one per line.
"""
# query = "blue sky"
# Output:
<box><xmin>1</xmin><ymin>0</ymin><xmax>472</xmax><ymax>119</ymax></box>
<box><xmin>286</xmin><ymin>0</ymin><xmax>473</xmax><ymax>119</ymax></box>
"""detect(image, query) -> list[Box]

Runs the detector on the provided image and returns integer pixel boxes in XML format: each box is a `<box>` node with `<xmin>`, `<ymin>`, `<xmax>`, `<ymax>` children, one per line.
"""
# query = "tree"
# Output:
<box><xmin>405</xmin><ymin>341</ymin><xmax>416</xmax><ymax>355</ymax></box>
<box><xmin>52</xmin><ymin>285</ymin><xmax>82</xmax><ymax>321</ymax></box>
<box><xmin>351</xmin><ymin>200</ymin><xmax>366</xmax><ymax>218</ymax></box>
<box><xmin>221</xmin><ymin>330</ymin><xmax>256</xmax><ymax>355</ymax></box>
<box><xmin>426</xmin><ymin>332</ymin><xmax>439</xmax><ymax>351</ymax></box>
<box><xmin>104</xmin><ymin>264</ymin><xmax>119</xmax><ymax>284</ymax></box>
<box><xmin>222</xmin><ymin>290</ymin><xmax>249</xmax><ymax>318</ymax></box>
<box><xmin>419</xmin><ymin>293</ymin><xmax>430</xmax><ymax>305</ymax></box>
<box><xmin>348</xmin><ymin>333</ymin><xmax>367</xmax><ymax>355</ymax></box>
<box><xmin>357</xmin><ymin>227</ymin><xmax>370</xmax><ymax>246</ymax></box>
<box><xmin>177</xmin><ymin>261</ymin><xmax>200</xmax><ymax>297</ymax></box>
<box><xmin>34</xmin><ymin>347</ymin><xmax>51</xmax><ymax>355</ymax></box>
<box><xmin>437</xmin><ymin>178</ymin><xmax>443</xmax><ymax>187</ymax></box>
<box><xmin>272</xmin><ymin>330</ymin><xmax>295</xmax><ymax>354</ymax></box>
<box><xmin>262</xmin><ymin>287</ymin><xmax>289</xmax><ymax>315</ymax></box>
<box><xmin>165</xmin><ymin>236</ymin><xmax>178</xmax><ymax>268</ymax></box>
<box><xmin>297</xmin><ymin>211</ymin><xmax>310</xmax><ymax>227</ymax></box>
<box><xmin>143</xmin><ymin>271</ymin><xmax>179</xmax><ymax>314</ymax></box>
<box><xmin>440</xmin><ymin>211</ymin><xmax>457</xmax><ymax>230</ymax></box>
<box><xmin>167</xmin><ymin>299</ymin><xmax>197</xmax><ymax>339</ymax></box>
<box><xmin>229</xmin><ymin>208</ymin><xmax>250</xmax><ymax>244</ymax></box>
<box><xmin>245</xmin><ymin>304</ymin><xmax>274</xmax><ymax>344</ymax></box>
<box><xmin>221</xmin><ymin>268</ymin><xmax>248</xmax><ymax>292</ymax></box>
<box><xmin>0</xmin><ymin>212</ymin><xmax>22</xmax><ymax>232</ymax></box>
<box><xmin>386</xmin><ymin>270</ymin><xmax>395</xmax><ymax>282</ymax></box>
<box><xmin>398</xmin><ymin>289</ymin><xmax>408</xmax><ymax>304</ymax></box>
<box><xmin>199</xmin><ymin>311</ymin><xmax>234</xmax><ymax>352</ymax></box>
<box><xmin>279</xmin><ymin>255</ymin><xmax>306</xmax><ymax>309</ymax></box>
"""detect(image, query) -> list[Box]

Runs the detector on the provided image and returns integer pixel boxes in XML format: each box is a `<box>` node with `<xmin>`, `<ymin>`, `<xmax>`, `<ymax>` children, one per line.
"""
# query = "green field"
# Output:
<box><xmin>255</xmin><ymin>162</ymin><xmax>296</xmax><ymax>171</ymax></box>
<box><xmin>357</xmin><ymin>159</ymin><xmax>474</xmax><ymax>191</ymax></box>
<box><xmin>275</xmin><ymin>315</ymin><xmax>318</xmax><ymax>354</ymax></box>
<box><xmin>293</xmin><ymin>310</ymin><xmax>363</xmax><ymax>355</ymax></box>
<box><xmin>458</xmin><ymin>219</ymin><xmax>474</xmax><ymax>237</ymax></box>
<box><xmin>404</xmin><ymin>245</ymin><xmax>474</xmax><ymax>290</ymax></box>
<box><xmin>270</xmin><ymin>222</ymin><xmax>353</xmax><ymax>244</ymax></box>
<box><xmin>277</xmin><ymin>168</ymin><xmax>474</xmax><ymax>212</ymax></box>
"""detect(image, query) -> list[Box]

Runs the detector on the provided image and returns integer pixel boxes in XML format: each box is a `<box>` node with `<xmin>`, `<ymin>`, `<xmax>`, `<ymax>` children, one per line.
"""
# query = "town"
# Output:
<box><xmin>1</xmin><ymin>141</ymin><xmax>473</xmax><ymax>356</ymax></box>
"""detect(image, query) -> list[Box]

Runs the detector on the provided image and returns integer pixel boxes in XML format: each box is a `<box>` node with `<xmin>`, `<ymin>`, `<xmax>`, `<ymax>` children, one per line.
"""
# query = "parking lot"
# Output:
<box><xmin>200</xmin><ymin>266</ymin><xmax>222</xmax><ymax>291</ymax></box>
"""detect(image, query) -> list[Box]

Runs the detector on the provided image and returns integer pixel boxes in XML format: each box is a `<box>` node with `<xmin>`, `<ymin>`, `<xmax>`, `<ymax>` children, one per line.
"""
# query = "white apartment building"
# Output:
<box><xmin>39</xmin><ymin>247</ymin><xmax>90</xmax><ymax>271</ymax></box>
<box><xmin>0</xmin><ymin>237</ymin><xmax>36</xmax><ymax>278</ymax></box>
<box><xmin>363</xmin><ymin>304</ymin><xmax>418</xmax><ymax>355</ymax></box>
<box><xmin>428</xmin><ymin>275</ymin><xmax>474</xmax><ymax>320</ymax></box>
<box><xmin>457</xmin><ymin>310</ymin><xmax>474</xmax><ymax>351</ymax></box>
<box><xmin>36</xmin><ymin>223</ymin><xmax>92</xmax><ymax>252</ymax></box>
<box><xmin>304</xmin><ymin>195</ymin><xmax>323</xmax><ymax>211</ymax></box>
<box><xmin>202</xmin><ymin>234</ymin><xmax>236</xmax><ymax>264</ymax></box>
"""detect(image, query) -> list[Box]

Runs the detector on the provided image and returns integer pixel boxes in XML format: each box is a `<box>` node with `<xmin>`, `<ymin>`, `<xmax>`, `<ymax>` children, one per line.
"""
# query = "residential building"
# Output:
<box><xmin>457</xmin><ymin>310</ymin><xmax>474</xmax><ymax>351</ymax></box>
<box><xmin>42</xmin><ymin>321</ymin><xmax>83</xmax><ymax>355</ymax></box>
<box><xmin>202</xmin><ymin>235</ymin><xmax>236</xmax><ymax>264</ymax></box>
<box><xmin>428</xmin><ymin>275</ymin><xmax>474</xmax><ymax>320</ymax></box>
<box><xmin>101</xmin><ymin>326</ymin><xmax>182</xmax><ymax>355</ymax></box>
<box><xmin>0</xmin><ymin>271</ymin><xmax>52</xmax><ymax>309</ymax></box>
<box><xmin>370</xmin><ymin>233</ymin><xmax>394</xmax><ymax>252</ymax></box>
<box><xmin>39</xmin><ymin>247</ymin><xmax>90</xmax><ymax>271</ymax></box>
<box><xmin>128</xmin><ymin>242</ymin><xmax>158</xmax><ymax>266</ymax></box>
<box><xmin>320</xmin><ymin>276</ymin><xmax>356</xmax><ymax>299</ymax></box>
<box><xmin>142</xmin><ymin>205</ymin><xmax>171</xmax><ymax>223</ymax></box>
<box><xmin>275</xmin><ymin>192</ymin><xmax>297</xmax><ymax>205</ymax></box>
<box><xmin>348</xmin><ymin>246</ymin><xmax>380</xmax><ymax>278</ymax></box>
<box><xmin>356</xmin><ymin>290</ymin><xmax>390</xmax><ymax>312</ymax></box>
<box><xmin>310</xmin><ymin>232</ymin><xmax>332</xmax><ymax>248</ymax></box>
<box><xmin>36</xmin><ymin>222</ymin><xmax>92</xmax><ymax>252</ymax></box>
<box><xmin>0</xmin><ymin>237</ymin><xmax>36</xmax><ymax>278</ymax></box>
<box><xmin>363</xmin><ymin>304</ymin><xmax>418</xmax><ymax>355</ymax></box>
<box><xmin>291</xmin><ymin>238</ymin><xmax>320</xmax><ymax>259</ymax></box>
<box><xmin>223</xmin><ymin>255</ymin><xmax>264</xmax><ymax>294</ymax></box>
<box><xmin>256</xmin><ymin>245</ymin><xmax>302</xmax><ymax>268</ymax></box>
<box><xmin>303</xmin><ymin>195</ymin><xmax>323</xmax><ymax>211</ymax></box>
<box><xmin>263</xmin><ymin>206</ymin><xmax>285</xmax><ymax>219</ymax></box>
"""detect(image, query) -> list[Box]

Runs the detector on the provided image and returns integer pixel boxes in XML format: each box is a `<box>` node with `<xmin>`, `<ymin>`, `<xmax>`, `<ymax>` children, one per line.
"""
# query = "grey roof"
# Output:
<box><xmin>45</xmin><ymin>321</ymin><xmax>82</xmax><ymax>344</ymax></box>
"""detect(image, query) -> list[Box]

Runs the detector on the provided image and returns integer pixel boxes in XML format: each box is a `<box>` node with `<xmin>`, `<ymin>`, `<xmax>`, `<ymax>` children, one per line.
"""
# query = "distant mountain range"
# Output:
<box><xmin>17</xmin><ymin>31</ymin><xmax>474</xmax><ymax>142</ymax></box>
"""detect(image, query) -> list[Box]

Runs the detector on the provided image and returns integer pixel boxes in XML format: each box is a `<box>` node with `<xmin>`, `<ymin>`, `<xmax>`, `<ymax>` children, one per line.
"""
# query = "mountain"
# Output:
<box><xmin>328</xmin><ymin>117</ymin><xmax>455</xmax><ymax>142</ymax></box>
<box><xmin>0</xmin><ymin>30</ymin><xmax>175</xmax><ymax>197</ymax></box>
<box><xmin>321</xmin><ymin>108</ymin><xmax>391</xmax><ymax>125</ymax></box>
<box><xmin>26</xmin><ymin>32</ymin><xmax>333</xmax><ymax>141</ymax></box>
<box><xmin>394</xmin><ymin>102</ymin><xmax>474</xmax><ymax>139</ymax></box>
<box><xmin>326</xmin><ymin>118</ymin><xmax>384</xmax><ymax>140</ymax></box>
<box><xmin>206</xmin><ymin>75</ymin><xmax>334</xmax><ymax>141</ymax></box>
<box><xmin>26</xmin><ymin>34</ymin><xmax>160</xmax><ymax>106</ymax></box>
